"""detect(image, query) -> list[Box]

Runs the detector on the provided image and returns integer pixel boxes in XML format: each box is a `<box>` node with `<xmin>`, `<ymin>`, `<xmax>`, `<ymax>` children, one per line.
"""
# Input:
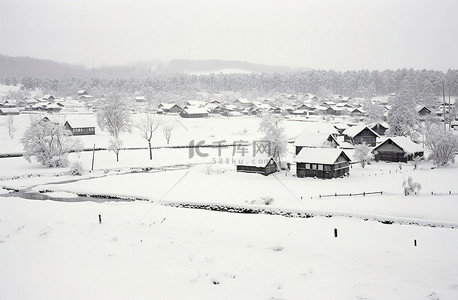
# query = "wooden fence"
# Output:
<box><xmin>318</xmin><ymin>191</ymin><xmax>383</xmax><ymax>198</ymax></box>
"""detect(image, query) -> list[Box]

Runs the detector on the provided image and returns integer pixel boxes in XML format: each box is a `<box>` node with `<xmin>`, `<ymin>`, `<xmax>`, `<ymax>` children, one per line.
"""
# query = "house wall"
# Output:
<box><xmin>169</xmin><ymin>106</ymin><xmax>183</xmax><ymax>114</ymax></box>
<box><xmin>236</xmin><ymin>163</ymin><xmax>276</xmax><ymax>176</ymax></box>
<box><xmin>353</xmin><ymin>128</ymin><xmax>377</xmax><ymax>146</ymax></box>
<box><xmin>374</xmin><ymin>141</ymin><xmax>423</xmax><ymax>162</ymax></box>
<box><xmin>372</xmin><ymin>124</ymin><xmax>387</xmax><ymax>136</ymax></box>
<box><xmin>296</xmin><ymin>158</ymin><xmax>349</xmax><ymax>179</ymax></box>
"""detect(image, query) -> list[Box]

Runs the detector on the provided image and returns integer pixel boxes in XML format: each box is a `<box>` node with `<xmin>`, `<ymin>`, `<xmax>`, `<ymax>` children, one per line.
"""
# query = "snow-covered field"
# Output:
<box><xmin>1</xmin><ymin>113</ymin><xmax>458</xmax><ymax>299</ymax></box>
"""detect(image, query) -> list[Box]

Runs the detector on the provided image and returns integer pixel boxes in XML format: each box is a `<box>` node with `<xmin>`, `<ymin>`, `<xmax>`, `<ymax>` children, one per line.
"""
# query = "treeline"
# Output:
<box><xmin>3</xmin><ymin>68</ymin><xmax>458</xmax><ymax>104</ymax></box>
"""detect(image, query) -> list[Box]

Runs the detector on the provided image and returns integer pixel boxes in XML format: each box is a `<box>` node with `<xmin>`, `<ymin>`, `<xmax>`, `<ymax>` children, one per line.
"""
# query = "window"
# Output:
<box><xmin>318</xmin><ymin>164</ymin><xmax>323</xmax><ymax>170</ymax></box>
<box><xmin>324</xmin><ymin>165</ymin><xmax>332</xmax><ymax>171</ymax></box>
<box><xmin>305</xmin><ymin>163</ymin><xmax>310</xmax><ymax>169</ymax></box>
<box><xmin>312</xmin><ymin>164</ymin><xmax>317</xmax><ymax>170</ymax></box>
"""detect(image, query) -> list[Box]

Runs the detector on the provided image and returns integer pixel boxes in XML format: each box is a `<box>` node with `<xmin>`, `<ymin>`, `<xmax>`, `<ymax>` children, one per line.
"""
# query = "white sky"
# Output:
<box><xmin>1</xmin><ymin>0</ymin><xmax>457</xmax><ymax>71</ymax></box>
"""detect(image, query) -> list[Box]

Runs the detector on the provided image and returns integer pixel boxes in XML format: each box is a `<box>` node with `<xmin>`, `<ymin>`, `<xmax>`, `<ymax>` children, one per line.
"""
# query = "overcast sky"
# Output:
<box><xmin>1</xmin><ymin>0</ymin><xmax>457</xmax><ymax>71</ymax></box>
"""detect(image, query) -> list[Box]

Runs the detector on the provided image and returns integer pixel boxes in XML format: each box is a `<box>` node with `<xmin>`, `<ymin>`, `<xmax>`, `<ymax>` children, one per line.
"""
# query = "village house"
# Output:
<box><xmin>372</xmin><ymin>136</ymin><xmax>424</xmax><ymax>163</ymax></box>
<box><xmin>294</xmin><ymin>131</ymin><xmax>339</xmax><ymax>155</ymax></box>
<box><xmin>235</xmin><ymin>156</ymin><xmax>277</xmax><ymax>176</ymax></box>
<box><xmin>76</xmin><ymin>90</ymin><xmax>89</xmax><ymax>96</ymax></box>
<box><xmin>158</xmin><ymin>103</ymin><xmax>183</xmax><ymax>114</ymax></box>
<box><xmin>135</xmin><ymin>96</ymin><xmax>148</xmax><ymax>103</ymax></box>
<box><xmin>295</xmin><ymin>148</ymin><xmax>351</xmax><ymax>179</ymax></box>
<box><xmin>42</xmin><ymin>94</ymin><xmax>56</xmax><ymax>102</ymax></box>
<box><xmin>233</xmin><ymin>98</ymin><xmax>252</xmax><ymax>108</ymax></box>
<box><xmin>370</xmin><ymin>122</ymin><xmax>389</xmax><ymax>136</ymax></box>
<box><xmin>64</xmin><ymin>119</ymin><xmax>96</xmax><ymax>136</ymax></box>
<box><xmin>342</xmin><ymin>125</ymin><xmax>379</xmax><ymax>146</ymax></box>
<box><xmin>0</xmin><ymin>108</ymin><xmax>20</xmax><ymax>115</ymax></box>
<box><xmin>180</xmin><ymin>107</ymin><xmax>208</xmax><ymax>118</ymax></box>
<box><xmin>417</xmin><ymin>105</ymin><xmax>432</xmax><ymax>116</ymax></box>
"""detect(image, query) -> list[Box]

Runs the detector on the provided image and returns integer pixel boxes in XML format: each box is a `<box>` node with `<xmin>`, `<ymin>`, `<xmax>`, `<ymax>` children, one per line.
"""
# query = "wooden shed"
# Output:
<box><xmin>64</xmin><ymin>119</ymin><xmax>96</xmax><ymax>136</ymax></box>
<box><xmin>236</xmin><ymin>156</ymin><xmax>277</xmax><ymax>176</ymax></box>
<box><xmin>295</xmin><ymin>148</ymin><xmax>351</xmax><ymax>179</ymax></box>
<box><xmin>343</xmin><ymin>125</ymin><xmax>379</xmax><ymax>146</ymax></box>
<box><xmin>373</xmin><ymin>137</ymin><xmax>424</xmax><ymax>162</ymax></box>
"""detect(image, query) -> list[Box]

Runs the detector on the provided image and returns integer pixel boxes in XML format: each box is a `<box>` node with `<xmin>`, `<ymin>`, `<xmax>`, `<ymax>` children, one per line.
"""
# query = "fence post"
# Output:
<box><xmin>335</xmin><ymin>193</ymin><xmax>337</xmax><ymax>197</ymax></box>
<box><xmin>334</xmin><ymin>228</ymin><xmax>338</xmax><ymax>238</ymax></box>
<box><xmin>363</xmin><ymin>192</ymin><xmax>366</xmax><ymax>196</ymax></box>
<box><xmin>414</xmin><ymin>239</ymin><xmax>417</xmax><ymax>247</ymax></box>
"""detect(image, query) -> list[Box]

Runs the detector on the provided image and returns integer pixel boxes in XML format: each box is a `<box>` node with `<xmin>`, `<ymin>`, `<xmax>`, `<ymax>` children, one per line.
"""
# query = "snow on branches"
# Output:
<box><xmin>21</xmin><ymin>119</ymin><xmax>82</xmax><ymax>167</ymax></box>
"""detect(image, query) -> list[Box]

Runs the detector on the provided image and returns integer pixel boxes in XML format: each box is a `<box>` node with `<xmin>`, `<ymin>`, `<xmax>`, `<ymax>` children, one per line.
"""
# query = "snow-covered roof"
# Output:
<box><xmin>135</xmin><ymin>96</ymin><xmax>147</xmax><ymax>101</ymax></box>
<box><xmin>294</xmin><ymin>131</ymin><xmax>338</xmax><ymax>148</ymax></box>
<box><xmin>369</xmin><ymin>121</ymin><xmax>390</xmax><ymax>129</ymax></box>
<box><xmin>186</xmin><ymin>100</ymin><xmax>206</xmax><ymax>107</ymax></box>
<box><xmin>235</xmin><ymin>154</ymin><xmax>274</xmax><ymax>167</ymax></box>
<box><xmin>295</xmin><ymin>148</ymin><xmax>350</xmax><ymax>164</ymax></box>
<box><xmin>181</xmin><ymin>107</ymin><xmax>208</xmax><ymax>115</ymax></box>
<box><xmin>374</xmin><ymin>137</ymin><xmax>424</xmax><ymax>154</ymax></box>
<box><xmin>333</xmin><ymin>123</ymin><xmax>349</xmax><ymax>130</ymax></box>
<box><xmin>65</xmin><ymin>117</ymin><xmax>96</xmax><ymax>128</ymax></box>
<box><xmin>343</xmin><ymin>124</ymin><xmax>379</xmax><ymax>138</ymax></box>
<box><xmin>159</xmin><ymin>103</ymin><xmax>179</xmax><ymax>110</ymax></box>
<box><xmin>234</xmin><ymin>98</ymin><xmax>251</xmax><ymax>104</ymax></box>
<box><xmin>0</xmin><ymin>108</ymin><xmax>20</xmax><ymax>113</ymax></box>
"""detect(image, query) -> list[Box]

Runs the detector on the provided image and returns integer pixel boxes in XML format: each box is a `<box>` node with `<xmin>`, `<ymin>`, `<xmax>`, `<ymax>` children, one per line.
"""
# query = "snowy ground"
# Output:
<box><xmin>1</xmin><ymin>113</ymin><xmax>458</xmax><ymax>299</ymax></box>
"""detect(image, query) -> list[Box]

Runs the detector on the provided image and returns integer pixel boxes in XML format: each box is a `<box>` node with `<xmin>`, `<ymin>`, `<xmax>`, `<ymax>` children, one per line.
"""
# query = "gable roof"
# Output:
<box><xmin>181</xmin><ymin>107</ymin><xmax>208</xmax><ymax>115</ymax></box>
<box><xmin>374</xmin><ymin>137</ymin><xmax>424</xmax><ymax>154</ymax></box>
<box><xmin>343</xmin><ymin>124</ymin><xmax>379</xmax><ymax>138</ymax></box>
<box><xmin>64</xmin><ymin>117</ymin><xmax>96</xmax><ymax>128</ymax></box>
<box><xmin>235</xmin><ymin>155</ymin><xmax>275</xmax><ymax>167</ymax></box>
<box><xmin>295</xmin><ymin>148</ymin><xmax>351</xmax><ymax>164</ymax></box>
<box><xmin>234</xmin><ymin>98</ymin><xmax>251</xmax><ymax>104</ymax></box>
<box><xmin>370</xmin><ymin>121</ymin><xmax>390</xmax><ymax>129</ymax></box>
<box><xmin>294</xmin><ymin>131</ymin><xmax>339</xmax><ymax>148</ymax></box>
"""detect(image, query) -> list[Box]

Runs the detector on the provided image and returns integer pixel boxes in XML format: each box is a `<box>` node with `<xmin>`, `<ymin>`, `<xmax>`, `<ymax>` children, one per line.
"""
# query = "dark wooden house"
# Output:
<box><xmin>64</xmin><ymin>119</ymin><xmax>96</xmax><ymax>136</ymax></box>
<box><xmin>158</xmin><ymin>103</ymin><xmax>183</xmax><ymax>114</ymax></box>
<box><xmin>342</xmin><ymin>125</ymin><xmax>379</xmax><ymax>146</ymax></box>
<box><xmin>373</xmin><ymin>137</ymin><xmax>424</xmax><ymax>162</ymax></box>
<box><xmin>295</xmin><ymin>148</ymin><xmax>351</xmax><ymax>179</ymax></box>
<box><xmin>236</xmin><ymin>156</ymin><xmax>277</xmax><ymax>176</ymax></box>
<box><xmin>180</xmin><ymin>107</ymin><xmax>208</xmax><ymax>118</ymax></box>
<box><xmin>294</xmin><ymin>131</ymin><xmax>339</xmax><ymax>155</ymax></box>
<box><xmin>370</xmin><ymin>122</ymin><xmax>389</xmax><ymax>136</ymax></box>
<box><xmin>417</xmin><ymin>106</ymin><xmax>432</xmax><ymax>116</ymax></box>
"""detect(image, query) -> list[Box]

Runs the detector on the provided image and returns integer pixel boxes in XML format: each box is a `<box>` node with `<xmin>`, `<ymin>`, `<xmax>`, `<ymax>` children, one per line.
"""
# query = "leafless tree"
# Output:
<box><xmin>258</xmin><ymin>112</ymin><xmax>288</xmax><ymax>170</ymax></box>
<box><xmin>96</xmin><ymin>96</ymin><xmax>132</xmax><ymax>139</ymax></box>
<box><xmin>7</xmin><ymin>115</ymin><xmax>16</xmax><ymax>139</ymax></box>
<box><xmin>108</xmin><ymin>137</ymin><xmax>122</xmax><ymax>162</ymax></box>
<box><xmin>136</xmin><ymin>113</ymin><xmax>160</xmax><ymax>160</ymax></box>
<box><xmin>162</xmin><ymin>121</ymin><xmax>175</xmax><ymax>145</ymax></box>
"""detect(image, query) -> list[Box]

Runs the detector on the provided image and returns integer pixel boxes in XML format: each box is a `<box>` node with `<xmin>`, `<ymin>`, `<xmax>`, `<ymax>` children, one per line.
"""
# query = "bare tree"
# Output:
<box><xmin>258</xmin><ymin>112</ymin><xmax>288</xmax><ymax>170</ymax></box>
<box><xmin>21</xmin><ymin>119</ymin><xmax>82</xmax><ymax>167</ymax></box>
<box><xmin>136</xmin><ymin>113</ymin><xmax>160</xmax><ymax>160</ymax></box>
<box><xmin>354</xmin><ymin>143</ymin><xmax>373</xmax><ymax>168</ymax></box>
<box><xmin>7</xmin><ymin>115</ymin><xmax>16</xmax><ymax>139</ymax></box>
<box><xmin>108</xmin><ymin>137</ymin><xmax>122</xmax><ymax>162</ymax></box>
<box><xmin>96</xmin><ymin>96</ymin><xmax>132</xmax><ymax>139</ymax></box>
<box><xmin>162</xmin><ymin>121</ymin><xmax>175</xmax><ymax>145</ymax></box>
